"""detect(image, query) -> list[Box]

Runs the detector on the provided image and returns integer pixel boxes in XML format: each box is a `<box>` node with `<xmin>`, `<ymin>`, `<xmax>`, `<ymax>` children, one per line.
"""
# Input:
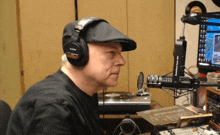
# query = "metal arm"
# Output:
<box><xmin>181</xmin><ymin>12</ymin><xmax>220</xmax><ymax>26</ymax></box>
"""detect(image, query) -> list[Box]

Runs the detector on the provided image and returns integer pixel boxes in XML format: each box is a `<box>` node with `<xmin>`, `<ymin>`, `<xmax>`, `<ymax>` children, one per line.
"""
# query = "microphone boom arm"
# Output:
<box><xmin>181</xmin><ymin>12</ymin><xmax>220</xmax><ymax>26</ymax></box>
<box><xmin>146</xmin><ymin>12</ymin><xmax>220</xmax><ymax>98</ymax></box>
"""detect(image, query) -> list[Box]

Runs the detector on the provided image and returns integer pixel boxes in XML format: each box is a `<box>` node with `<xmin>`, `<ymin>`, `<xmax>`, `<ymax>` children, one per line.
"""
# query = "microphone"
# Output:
<box><xmin>147</xmin><ymin>75</ymin><xmax>220</xmax><ymax>90</ymax></box>
<box><xmin>181</xmin><ymin>13</ymin><xmax>220</xmax><ymax>26</ymax></box>
<box><xmin>181</xmin><ymin>13</ymin><xmax>202</xmax><ymax>25</ymax></box>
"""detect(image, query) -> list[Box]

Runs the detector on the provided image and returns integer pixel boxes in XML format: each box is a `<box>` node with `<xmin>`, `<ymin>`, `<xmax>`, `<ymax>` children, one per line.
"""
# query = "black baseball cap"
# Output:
<box><xmin>62</xmin><ymin>18</ymin><xmax>136</xmax><ymax>52</ymax></box>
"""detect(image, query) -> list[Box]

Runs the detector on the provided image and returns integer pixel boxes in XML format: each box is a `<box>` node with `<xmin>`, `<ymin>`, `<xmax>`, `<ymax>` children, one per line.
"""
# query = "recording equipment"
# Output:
<box><xmin>137</xmin><ymin>72</ymin><xmax>149</xmax><ymax>96</ymax></box>
<box><xmin>146</xmin><ymin>8</ymin><xmax>220</xmax><ymax>98</ymax></box>
<box><xmin>147</xmin><ymin>75</ymin><xmax>220</xmax><ymax>92</ymax></box>
<box><xmin>205</xmin><ymin>87</ymin><xmax>220</xmax><ymax>130</ymax></box>
<box><xmin>63</xmin><ymin>17</ymin><xmax>107</xmax><ymax>66</ymax></box>
<box><xmin>98</xmin><ymin>91</ymin><xmax>151</xmax><ymax>114</ymax></box>
<box><xmin>173</xmin><ymin>36</ymin><xmax>186</xmax><ymax>84</ymax></box>
<box><xmin>137</xmin><ymin>72</ymin><xmax>144</xmax><ymax>90</ymax></box>
<box><xmin>147</xmin><ymin>75</ymin><xmax>199</xmax><ymax>90</ymax></box>
<box><xmin>159</xmin><ymin>125</ymin><xmax>218</xmax><ymax>135</ymax></box>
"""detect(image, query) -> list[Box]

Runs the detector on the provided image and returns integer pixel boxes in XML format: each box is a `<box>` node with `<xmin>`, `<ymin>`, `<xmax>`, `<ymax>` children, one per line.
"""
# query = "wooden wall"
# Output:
<box><xmin>127</xmin><ymin>0</ymin><xmax>174</xmax><ymax>107</ymax></box>
<box><xmin>1</xmin><ymin>0</ymin><xmax>76</xmax><ymax>109</ymax></box>
<box><xmin>0</xmin><ymin>0</ymin><xmax>22</xmax><ymax>109</ymax></box>
<box><xmin>1</xmin><ymin>0</ymin><xmax>175</xmax><ymax>109</ymax></box>
<box><xmin>18</xmin><ymin>0</ymin><xmax>76</xmax><ymax>92</ymax></box>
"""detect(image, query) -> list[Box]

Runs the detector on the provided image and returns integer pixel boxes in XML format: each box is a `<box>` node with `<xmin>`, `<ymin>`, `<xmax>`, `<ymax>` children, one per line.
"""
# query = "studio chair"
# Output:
<box><xmin>0</xmin><ymin>100</ymin><xmax>11</xmax><ymax>135</ymax></box>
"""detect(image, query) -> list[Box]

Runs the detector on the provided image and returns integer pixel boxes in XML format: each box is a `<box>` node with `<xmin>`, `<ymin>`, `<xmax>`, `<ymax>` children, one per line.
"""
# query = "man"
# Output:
<box><xmin>7</xmin><ymin>17</ymin><xmax>136</xmax><ymax>135</ymax></box>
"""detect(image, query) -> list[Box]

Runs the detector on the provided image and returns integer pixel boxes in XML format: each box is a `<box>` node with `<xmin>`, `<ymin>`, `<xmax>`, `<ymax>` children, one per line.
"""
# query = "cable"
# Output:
<box><xmin>74</xmin><ymin>0</ymin><xmax>78</xmax><ymax>20</ymax></box>
<box><xmin>188</xmin><ymin>65</ymin><xmax>197</xmax><ymax>71</ymax></box>
<box><xmin>162</xmin><ymin>71</ymin><xmax>173</xmax><ymax>77</ymax></box>
<box><xmin>184</xmin><ymin>67</ymin><xmax>196</xmax><ymax>79</ymax></box>
<box><xmin>112</xmin><ymin>118</ymin><xmax>142</xmax><ymax>135</ymax></box>
<box><xmin>182</xmin><ymin>94</ymin><xmax>190</xmax><ymax>106</ymax></box>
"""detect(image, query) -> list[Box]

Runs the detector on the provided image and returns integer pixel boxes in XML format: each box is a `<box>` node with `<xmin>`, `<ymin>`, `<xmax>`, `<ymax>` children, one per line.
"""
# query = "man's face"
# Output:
<box><xmin>83</xmin><ymin>42</ymin><xmax>126</xmax><ymax>89</ymax></box>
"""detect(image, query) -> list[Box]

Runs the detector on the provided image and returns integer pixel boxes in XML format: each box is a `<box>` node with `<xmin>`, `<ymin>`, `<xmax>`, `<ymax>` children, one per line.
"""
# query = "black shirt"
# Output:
<box><xmin>7</xmin><ymin>69</ymin><xmax>104</xmax><ymax>135</ymax></box>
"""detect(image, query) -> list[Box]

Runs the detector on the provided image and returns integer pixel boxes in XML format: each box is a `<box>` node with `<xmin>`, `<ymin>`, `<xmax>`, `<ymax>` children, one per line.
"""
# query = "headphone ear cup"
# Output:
<box><xmin>78</xmin><ymin>38</ymin><xmax>89</xmax><ymax>66</ymax></box>
<box><xmin>65</xmin><ymin>38</ymin><xmax>88</xmax><ymax>66</ymax></box>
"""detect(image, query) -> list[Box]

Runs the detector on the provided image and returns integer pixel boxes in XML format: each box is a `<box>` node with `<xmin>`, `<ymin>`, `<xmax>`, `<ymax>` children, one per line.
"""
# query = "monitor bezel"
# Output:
<box><xmin>197</xmin><ymin>12</ymin><xmax>220</xmax><ymax>72</ymax></box>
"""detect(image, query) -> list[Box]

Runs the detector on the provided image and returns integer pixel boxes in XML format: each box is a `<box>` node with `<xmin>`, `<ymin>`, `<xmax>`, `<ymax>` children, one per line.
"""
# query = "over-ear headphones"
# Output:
<box><xmin>63</xmin><ymin>17</ymin><xmax>108</xmax><ymax>66</ymax></box>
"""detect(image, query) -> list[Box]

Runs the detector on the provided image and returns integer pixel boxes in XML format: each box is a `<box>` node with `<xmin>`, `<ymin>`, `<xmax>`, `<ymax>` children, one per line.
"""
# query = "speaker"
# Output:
<box><xmin>63</xmin><ymin>17</ymin><xmax>107</xmax><ymax>66</ymax></box>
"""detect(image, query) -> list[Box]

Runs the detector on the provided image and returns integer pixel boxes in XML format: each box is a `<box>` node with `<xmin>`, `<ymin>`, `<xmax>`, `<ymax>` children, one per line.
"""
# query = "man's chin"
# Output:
<box><xmin>106</xmin><ymin>81</ymin><xmax>118</xmax><ymax>87</ymax></box>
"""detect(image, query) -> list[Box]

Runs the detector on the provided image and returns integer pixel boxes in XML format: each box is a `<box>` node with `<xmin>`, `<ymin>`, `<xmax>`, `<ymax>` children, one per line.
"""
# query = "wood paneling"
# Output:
<box><xmin>19</xmin><ymin>0</ymin><xmax>76</xmax><ymax>90</ymax></box>
<box><xmin>1</xmin><ymin>0</ymin><xmax>76</xmax><ymax>109</ymax></box>
<box><xmin>127</xmin><ymin>0</ymin><xmax>175</xmax><ymax>107</ymax></box>
<box><xmin>0</xmin><ymin>0</ymin><xmax>21</xmax><ymax>109</ymax></box>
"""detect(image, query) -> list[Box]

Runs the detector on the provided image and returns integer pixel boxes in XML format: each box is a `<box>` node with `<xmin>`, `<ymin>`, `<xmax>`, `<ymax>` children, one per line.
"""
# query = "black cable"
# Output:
<box><xmin>184</xmin><ymin>67</ymin><xmax>196</xmax><ymax>79</ymax></box>
<box><xmin>162</xmin><ymin>71</ymin><xmax>173</xmax><ymax>77</ymax></box>
<box><xmin>182</xmin><ymin>94</ymin><xmax>190</xmax><ymax>106</ymax></box>
<box><xmin>75</xmin><ymin>0</ymin><xmax>78</xmax><ymax>20</ymax></box>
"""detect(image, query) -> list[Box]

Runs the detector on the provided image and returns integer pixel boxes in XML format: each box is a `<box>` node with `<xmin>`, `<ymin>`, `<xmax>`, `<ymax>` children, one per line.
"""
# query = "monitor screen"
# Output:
<box><xmin>197</xmin><ymin>12</ymin><xmax>220</xmax><ymax>71</ymax></box>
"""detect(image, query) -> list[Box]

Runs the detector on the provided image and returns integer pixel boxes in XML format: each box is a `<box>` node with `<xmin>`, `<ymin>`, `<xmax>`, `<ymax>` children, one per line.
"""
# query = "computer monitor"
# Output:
<box><xmin>197</xmin><ymin>12</ymin><xmax>220</xmax><ymax>72</ymax></box>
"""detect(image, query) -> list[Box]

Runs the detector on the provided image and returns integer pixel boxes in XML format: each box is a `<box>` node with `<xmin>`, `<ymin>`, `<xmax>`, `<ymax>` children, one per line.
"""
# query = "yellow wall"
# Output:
<box><xmin>1</xmin><ymin>0</ymin><xmax>76</xmax><ymax>109</ymax></box>
<box><xmin>0</xmin><ymin>0</ymin><xmax>22</xmax><ymax>109</ymax></box>
<box><xmin>19</xmin><ymin>0</ymin><xmax>76</xmax><ymax>91</ymax></box>
<box><xmin>127</xmin><ymin>0</ymin><xmax>175</xmax><ymax>107</ymax></box>
<box><xmin>1</xmin><ymin>0</ymin><xmax>175</xmax><ymax>109</ymax></box>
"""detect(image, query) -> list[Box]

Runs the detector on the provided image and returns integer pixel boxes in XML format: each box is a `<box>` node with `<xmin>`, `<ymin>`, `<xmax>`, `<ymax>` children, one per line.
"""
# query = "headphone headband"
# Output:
<box><xmin>71</xmin><ymin>17</ymin><xmax>108</xmax><ymax>43</ymax></box>
<box><xmin>75</xmin><ymin>17</ymin><xmax>107</xmax><ymax>31</ymax></box>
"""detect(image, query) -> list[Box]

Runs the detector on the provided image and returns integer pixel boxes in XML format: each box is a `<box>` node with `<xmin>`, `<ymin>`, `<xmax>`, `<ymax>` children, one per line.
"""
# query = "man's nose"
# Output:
<box><xmin>116</xmin><ymin>54</ymin><xmax>126</xmax><ymax>66</ymax></box>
